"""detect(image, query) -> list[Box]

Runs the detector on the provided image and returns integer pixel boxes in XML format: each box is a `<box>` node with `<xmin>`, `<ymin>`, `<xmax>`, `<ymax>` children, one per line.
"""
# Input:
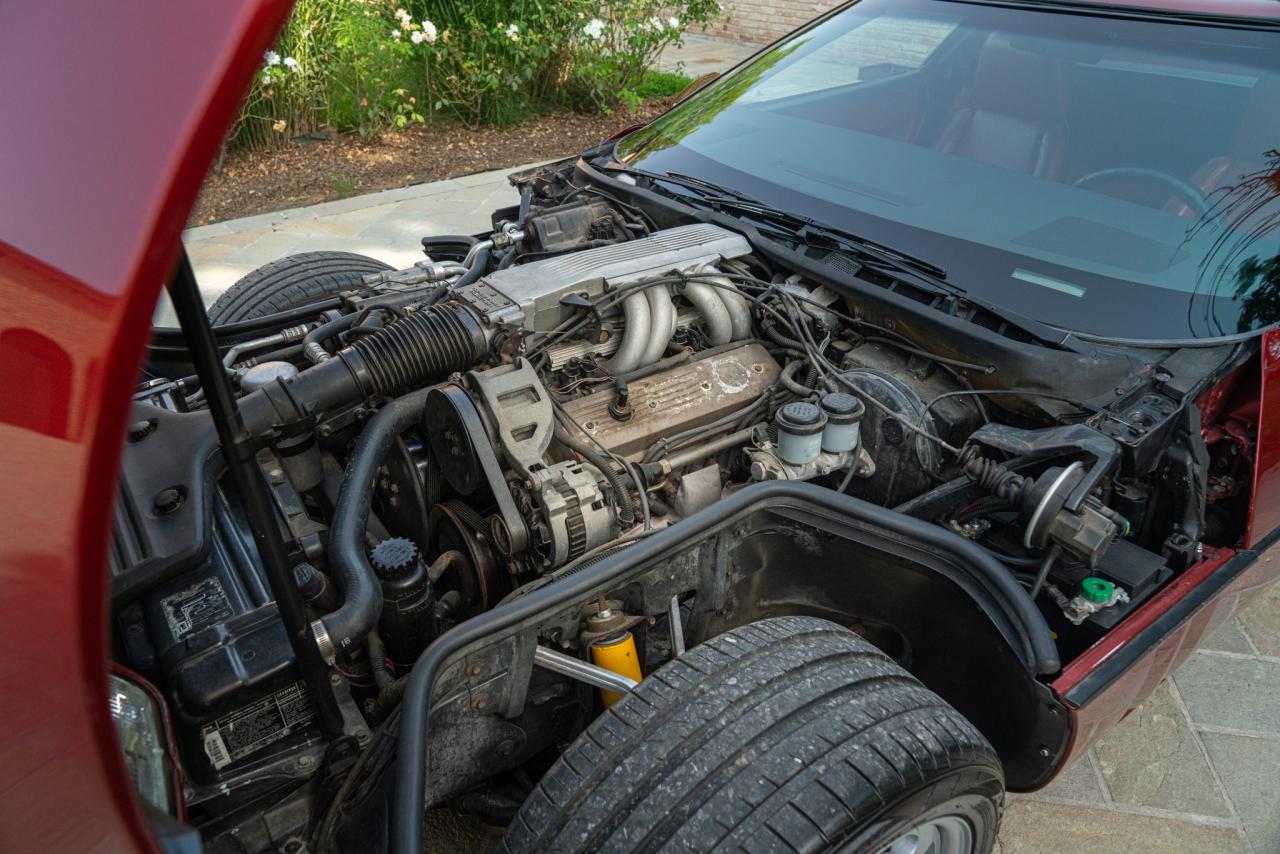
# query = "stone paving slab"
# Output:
<box><xmin>1173</xmin><ymin>651</ymin><xmax>1280</xmax><ymax>738</ymax></box>
<box><xmin>1000</xmin><ymin>800</ymin><xmax>1247</xmax><ymax>854</ymax></box>
<box><xmin>1199</xmin><ymin>731</ymin><xmax>1280</xmax><ymax>852</ymax></box>
<box><xmin>658</xmin><ymin>33</ymin><xmax>759</xmax><ymax>78</ymax></box>
<box><xmin>1094</xmin><ymin>682</ymin><xmax>1231</xmax><ymax>818</ymax></box>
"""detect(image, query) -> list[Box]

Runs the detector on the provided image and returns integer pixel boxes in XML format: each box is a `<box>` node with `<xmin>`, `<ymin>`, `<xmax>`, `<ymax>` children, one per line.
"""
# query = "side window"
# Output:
<box><xmin>743</xmin><ymin>16</ymin><xmax>958</xmax><ymax>103</ymax></box>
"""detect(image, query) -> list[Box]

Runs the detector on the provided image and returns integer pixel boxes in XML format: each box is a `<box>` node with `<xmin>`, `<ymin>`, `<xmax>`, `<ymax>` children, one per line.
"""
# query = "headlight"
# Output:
<box><xmin>108</xmin><ymin>672</ymin><xmax>179</xmax><ymax>816</ymax></box>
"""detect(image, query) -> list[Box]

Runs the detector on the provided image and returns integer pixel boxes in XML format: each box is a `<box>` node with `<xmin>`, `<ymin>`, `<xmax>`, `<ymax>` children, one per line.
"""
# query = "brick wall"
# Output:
<box><xmin>705</xmin><ymin>0</ymin><xmax>841</xmax><ymax>45</ymax></box>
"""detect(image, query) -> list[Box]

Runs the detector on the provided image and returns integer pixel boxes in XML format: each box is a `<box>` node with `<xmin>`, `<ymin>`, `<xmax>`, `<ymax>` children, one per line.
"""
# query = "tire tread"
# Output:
<box><xmin>502</xmin><ymin>616</ymin><xmax>1001</xmax><ymax>853</ymax></box>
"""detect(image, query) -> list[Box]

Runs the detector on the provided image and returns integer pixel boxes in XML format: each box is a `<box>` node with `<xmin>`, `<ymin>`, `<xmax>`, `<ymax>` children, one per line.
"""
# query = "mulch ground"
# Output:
<box><xmin>191</xmin><ymin>99</ymin><xmax>674</xmax><ymax>226</ymax></box>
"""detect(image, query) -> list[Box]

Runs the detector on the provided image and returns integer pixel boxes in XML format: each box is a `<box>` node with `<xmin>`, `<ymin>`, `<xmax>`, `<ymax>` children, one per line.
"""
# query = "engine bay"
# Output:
<box><xmin>110</xmin><ymin>157</ymin><xmax>1260</xmax><ymax>851</ymax></box>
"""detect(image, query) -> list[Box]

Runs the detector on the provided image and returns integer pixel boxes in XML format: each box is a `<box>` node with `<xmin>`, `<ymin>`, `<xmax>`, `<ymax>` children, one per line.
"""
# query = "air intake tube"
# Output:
<box><xmin>239</xmin><ymin>302</ymin><xmax>488</xmax><ymax>436</ymax></box>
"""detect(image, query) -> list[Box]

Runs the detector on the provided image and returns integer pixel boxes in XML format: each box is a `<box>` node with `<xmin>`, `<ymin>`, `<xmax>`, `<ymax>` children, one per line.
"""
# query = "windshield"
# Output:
<box><xmin>617</xmin><ymin>0</ymin><xmax>1280</xmax><ymax>340</ymax></box>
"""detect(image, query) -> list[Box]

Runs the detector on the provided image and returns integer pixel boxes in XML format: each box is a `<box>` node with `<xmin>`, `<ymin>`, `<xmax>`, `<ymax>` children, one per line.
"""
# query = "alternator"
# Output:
<box><xmin>533</xmin><ymin>461</ymin><xmax>616</xmax><ymax>567</ymax></box>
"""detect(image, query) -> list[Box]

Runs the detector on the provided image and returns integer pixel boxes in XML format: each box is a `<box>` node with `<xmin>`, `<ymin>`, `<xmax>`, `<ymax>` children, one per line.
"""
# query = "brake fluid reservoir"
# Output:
<box><xmin>820</xmin><ymin>392</ymin><xmax>865</xmax><ymax>454</ymax></box>
<box><xmin>775</xmin><ymin>402</ymin><xmax>827</xmax><ymax>465</ymax></box>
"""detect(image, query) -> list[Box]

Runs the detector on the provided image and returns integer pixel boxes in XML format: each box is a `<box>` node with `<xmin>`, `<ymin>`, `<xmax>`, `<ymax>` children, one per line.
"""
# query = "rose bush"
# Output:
<box><xmin>231</xmin><ymin>0</ymin><xmax>721</xmax><ymax>150</ymax></box>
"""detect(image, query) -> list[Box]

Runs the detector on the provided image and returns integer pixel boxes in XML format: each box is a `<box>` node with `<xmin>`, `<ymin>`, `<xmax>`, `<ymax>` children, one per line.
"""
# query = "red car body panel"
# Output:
<box><xmin>0</xmin><ymin>0</ymin><xmax>1274</xmax><ymax>849</ymax></box>
<box><xmin>0</xmin><ymin>1</ymin><xmax>291</xmax><ymax>850</ymax></box>
<box><xmin>1050</xmin><ymin>328</ymin><xmax>1280</xmax><ymax>766</ymax></box>
<box><xmin>1248</xmin><ymin>330</ymin><xmax>1280</xmax><ymax>546</ymax></box>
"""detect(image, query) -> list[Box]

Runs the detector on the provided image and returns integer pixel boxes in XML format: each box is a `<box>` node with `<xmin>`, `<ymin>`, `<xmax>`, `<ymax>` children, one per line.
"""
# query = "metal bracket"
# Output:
<box><xmin>464</xmin><ymin>359</ymin><xmax>554</xmax><ymax>480</ymax></box>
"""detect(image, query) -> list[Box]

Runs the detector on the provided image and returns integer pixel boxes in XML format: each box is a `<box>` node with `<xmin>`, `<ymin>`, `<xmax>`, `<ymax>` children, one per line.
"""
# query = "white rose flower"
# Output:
<box><xmin>410</xmin><ymin>30</ymin><xmax>425</xmax><ymax>44</ymax></box>
<box><xmin>422</xmin><ymin>20</ymin><xmax>438</xmax><ymax>43</ymax></box>
<box><xmin>283</xmin><ymin>56</ymin><xmax>299</xmax><ymax>71</ymax></box>
<box><xmin>391</xmin><ymin>28</ymin><xmax>401</xmax><ymax>39</ymax></box>
<box><xmin>264</xmin><ymin>50</ymin><xmax>281</xmax><ymax>66</ymax></box>
<box><xmin>646</xmin><ymin>16</ymin><xmax>663</xmax><ymax>33</ymax></box>
<box><xmin>668</xmin><ymin>17</ymin><xmax>681</xmax><ymax>30</ymax></box>
<box><xmin>582</xmin><ymin>18</ymin><xmax>605</xmax><ymax>40</ymax></box>
<box><xmin>505</xmin><ymin>23</ymin><xmax>520</xmax><ymax>41</ymax></box>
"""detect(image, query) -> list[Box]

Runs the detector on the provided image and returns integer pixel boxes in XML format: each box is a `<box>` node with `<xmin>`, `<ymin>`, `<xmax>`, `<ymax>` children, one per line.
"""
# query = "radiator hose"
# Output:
<box><xmin>239</xmin><ymin>302</ymin><xmax>487</xmax><ymax>436</ymax></box>
<box><xmin>314</xmin><ymin>386</ymin><xmax>436</xmax><ymax>661</ymax></box>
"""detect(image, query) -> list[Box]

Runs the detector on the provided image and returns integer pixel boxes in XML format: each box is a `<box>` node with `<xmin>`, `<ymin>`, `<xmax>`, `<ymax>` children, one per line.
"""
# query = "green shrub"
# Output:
<box><xmin>229</xmin><ymin>0</ymin><xmax>721</xmax><ymax>150</ymax></box>
<box><xmin>634</xmin><ymin>69</ymin><xmax>695</xmax><ymax>100</ymax></box>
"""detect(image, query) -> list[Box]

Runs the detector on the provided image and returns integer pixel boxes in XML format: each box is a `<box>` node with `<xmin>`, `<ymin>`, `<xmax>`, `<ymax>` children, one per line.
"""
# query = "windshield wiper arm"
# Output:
<box><xmin>598</xmin><ymin>164</ymin><xmax>765</xmax><ymax>205</ymax></box>
<box><xmin>696</xmin><ymin>195</ymin><xmax>955</xmax><ymax>291</ymax></box>
<box><xmin>605</xmin><ymin>162</ymin><xmax>953</xmax><ymax>283</ymax></box>
<box><xmin>663</xmin><ymin>171</ymin><xmax>764</xmax><ymax>205</ymax></box>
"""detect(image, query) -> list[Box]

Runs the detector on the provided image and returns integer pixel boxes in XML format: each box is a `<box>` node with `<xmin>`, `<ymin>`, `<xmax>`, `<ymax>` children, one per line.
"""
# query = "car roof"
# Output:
<box><xmin>951</xmin><ymin>0</ymin><xmax>1280</xmax><ymax>22</ymax></box>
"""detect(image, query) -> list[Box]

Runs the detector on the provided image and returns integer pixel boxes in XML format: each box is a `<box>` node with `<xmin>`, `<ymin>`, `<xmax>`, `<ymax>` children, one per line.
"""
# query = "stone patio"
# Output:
<box><xmin>657</xmin><ymin>32</ymin><xmax>760</xmax><ymax>77</ymax></box>
<box><xmin>179</xmin><ymin>33</ymin><xmax>1280</xmax><ymax>854</ymax></box>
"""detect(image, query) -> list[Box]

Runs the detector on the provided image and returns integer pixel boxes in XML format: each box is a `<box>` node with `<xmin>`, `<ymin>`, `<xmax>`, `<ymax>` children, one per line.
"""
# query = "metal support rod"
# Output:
<box><xmin>168</xmin><ymin>252</ymin><xmax>344</xmax><ymax>737</ymax></box>
<box><xmin>664</xmin><ymin>426</ymin><xmax>759</xmax><ymax>470</ymax></box>
<box><xmin>533</xmin><ymin>645</ymin><xmax>639</xmax><ymax>694</ymax></box>
<box><xmin>668</xmin><ymin>594</ymin><xmax>686</xmax><ymax>659</ymax></box>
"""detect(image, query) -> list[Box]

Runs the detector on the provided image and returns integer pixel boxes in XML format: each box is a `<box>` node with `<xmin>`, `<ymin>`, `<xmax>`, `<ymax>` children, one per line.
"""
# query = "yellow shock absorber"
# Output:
<box><xmin>590</xmin><ymin>632</ymin><xmax>642</xmax><ymax>707</ymax></box>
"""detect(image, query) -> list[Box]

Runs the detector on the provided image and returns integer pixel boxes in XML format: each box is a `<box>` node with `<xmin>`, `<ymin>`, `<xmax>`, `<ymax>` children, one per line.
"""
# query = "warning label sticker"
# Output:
<box><xmin>200</xmin><ymin>682</ymin><xmax>315</xmax><ymax>769</ymax></box>
<box><xmin>159</xmin><ymin>576</ymin><xmax>233</xmax><ymax>641</ymax></box>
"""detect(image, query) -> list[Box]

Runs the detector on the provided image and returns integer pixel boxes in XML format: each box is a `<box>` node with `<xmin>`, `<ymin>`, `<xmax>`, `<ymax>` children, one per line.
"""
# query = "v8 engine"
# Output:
<box><xmin>109</xmin><ymin>164</ymin><xmax>1249</xmax><ymax>852</ymax></box>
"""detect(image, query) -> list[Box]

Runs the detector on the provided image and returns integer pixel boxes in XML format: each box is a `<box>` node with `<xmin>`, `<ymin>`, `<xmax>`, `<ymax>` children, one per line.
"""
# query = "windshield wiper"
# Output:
<box><xmin>599</xmin><ymin>164</ymin><xmax>954</xmax><ymax>291</ymax></box>
<box><xmin>708</xmin><ymin>196</ymin><xmax>952</xmax><ymax>285</ymax></box>
<box><xmin>600</xmin><ymin>164</ymin><xmax>763</xmax><ymax>205</ymax></box>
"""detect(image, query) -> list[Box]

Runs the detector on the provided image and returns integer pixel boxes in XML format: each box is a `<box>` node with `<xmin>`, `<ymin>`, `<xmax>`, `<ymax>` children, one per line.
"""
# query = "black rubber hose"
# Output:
<box><xmin>780</xmin><ymin>359</ymin><xmax>816</xmax><ymax>398</ymax></box>
<box><xmin>762</xmin><ymin>318</ymin><xmax>807</xmax><ymax>352</ymax></box>
<box><xmin>367</xmin><ymin>630</ymin><xmax>395</xmax><ymax>691</ymax></box>
<box><xmin>452</xmin><ymin>247</ymin><xmax>490</xmax><ymax>289</ymax></box>
<box><xmin>321</xmin><ymin>386</ymin><xmax>434</xmax><ymax>657</ymax></box>
<box><xmin>239</xmin><ymin>302</ymin><xmax>486</xmax><ymax>436</ymax></box>
<box><xmin>150</xmin><ymin>297</ymin><xmax>344</xmax><ymax>344</ymax></box>
<box><xmin>371</xmin><ymin>674</ymin><xmax>409</xmax><ymax>721</ymax></box>
<box><xmin>1030</xmin><ymin>545</ymin><xmax>1063</xmax><ymax>599</ymax></box>
<box><xmin>302</xmin><ymin>313</ymin><xmax>358</xmax><ymax>361</ymax></box>
<box><xmin>554</xmin><ymin>424</ymin><xmax>635</xmax><ymax>525</ymax></box>
<box><xmin>390</xmin><ymin>480</ymin><xmax>1061</xmax><ymax>854</ymax></box>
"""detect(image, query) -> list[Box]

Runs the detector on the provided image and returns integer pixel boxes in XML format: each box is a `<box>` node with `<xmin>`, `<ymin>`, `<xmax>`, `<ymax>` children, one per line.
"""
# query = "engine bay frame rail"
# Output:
<box><xmin>391</xmin><ymin>480</ymin><xmax>1061</xmax><ymax>854</ymax></box>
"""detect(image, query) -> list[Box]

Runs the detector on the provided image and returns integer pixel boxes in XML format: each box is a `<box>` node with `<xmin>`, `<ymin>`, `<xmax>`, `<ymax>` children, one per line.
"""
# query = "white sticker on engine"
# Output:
<box><xmin>203</xmin><ymin>730</ymin><xmax>232</xmax><ymax>770</ymax></box>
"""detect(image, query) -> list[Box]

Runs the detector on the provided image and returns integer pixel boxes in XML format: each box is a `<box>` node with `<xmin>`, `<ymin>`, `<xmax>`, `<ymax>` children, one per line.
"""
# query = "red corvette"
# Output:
<box><xmin>2</xmin><ymin>0</ymin><xmax>1279</xmax><ymax>852</ymax></box>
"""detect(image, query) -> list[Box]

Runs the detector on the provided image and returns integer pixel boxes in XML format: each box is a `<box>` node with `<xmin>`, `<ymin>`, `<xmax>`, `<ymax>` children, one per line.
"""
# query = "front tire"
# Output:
<box><xmin>207</xmin><ymin>250</ymin><xmax>392</xmax><ymax>324</ymax></box>
<box><xmin>503</xmin><ymin>616</ymin><xmax>1003</xmax><ymax>853</ymax></box>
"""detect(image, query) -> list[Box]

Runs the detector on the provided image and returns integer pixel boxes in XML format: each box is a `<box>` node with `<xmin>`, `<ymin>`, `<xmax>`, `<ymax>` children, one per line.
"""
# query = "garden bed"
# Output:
<box><xmin>192</xmin><ymin>98</ymin><xmax>676</xmax><ymax>226</ymax></box>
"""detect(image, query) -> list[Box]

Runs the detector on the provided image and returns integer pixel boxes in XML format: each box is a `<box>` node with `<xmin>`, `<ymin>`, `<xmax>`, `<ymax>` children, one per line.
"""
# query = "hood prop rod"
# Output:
<box><xmin>168</xmin><ymin>251</ymin><xmax>344</xmax><ymax>737</ymax></box>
